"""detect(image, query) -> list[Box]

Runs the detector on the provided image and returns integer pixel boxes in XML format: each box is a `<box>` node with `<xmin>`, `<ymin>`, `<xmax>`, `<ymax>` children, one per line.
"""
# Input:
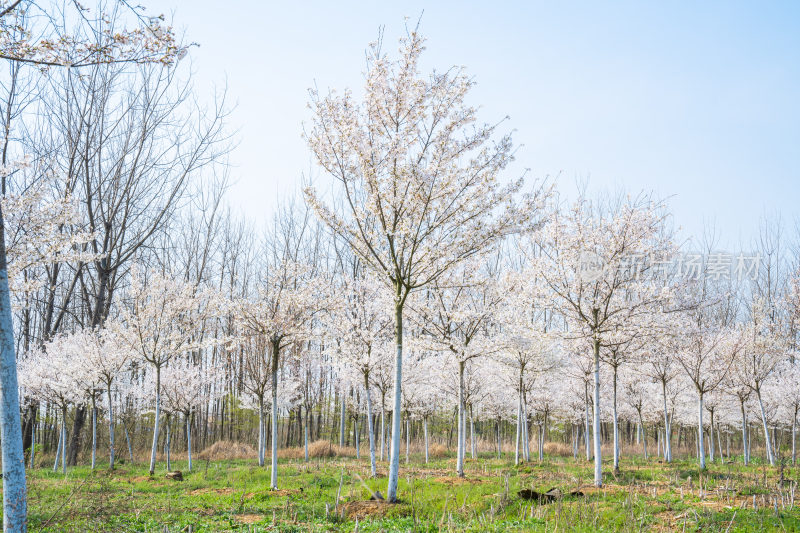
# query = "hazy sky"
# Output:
<box><xmin>168</xmin><ymin>1</ymin><xmax>799</xmax><ymax>249</ymax></box>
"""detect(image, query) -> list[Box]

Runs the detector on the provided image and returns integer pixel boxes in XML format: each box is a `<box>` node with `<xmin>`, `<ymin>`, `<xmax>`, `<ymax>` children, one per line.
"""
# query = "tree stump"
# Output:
<box><xmin>165</xmin><ymin>471</ymin><xmax>183</xmax><ymax>481</ymax></box>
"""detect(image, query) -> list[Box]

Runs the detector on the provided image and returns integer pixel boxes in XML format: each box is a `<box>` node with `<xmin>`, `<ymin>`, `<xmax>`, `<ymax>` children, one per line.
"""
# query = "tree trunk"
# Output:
<box><xmin>60</xmin><ymin>405</ymin><xmax>67</xmax><ymax>475</ymax></box>
<box><xmin>424</xmin><ymin>417</ymin><xmax>430</xmax><ymax>464</ymax></box>
<box><xmin>258</xmin><ymin>398</ymin><xmax>265</xmax><ymax>467</ymax></box>
<box><xmin>405</xmin><ymin>416</ymin><xmax>410</xmax><ymax>465</ymax></box>
<box><xmin>585</xmin><ymin>382</ymin><xmax>591</xmax><ymax>460</ymax></box>
<box><xmin>592</xmin><ymin>335</ymin><xmax>602</xmax><ymax>487</ymax></box>
<box><xmin>339</xmin><ymin>389</ymin><xmax>346</xmax><ymax>447</ymax></box>
<box><xmin>661</xmin><ymin>380</ymin><xmax>672</xmax><ymax>462</ymax></box>
<box><xmin>515</xmin><ymin>373</ymin><xmax>523</xmax><ymax>465</ymax></box>
<box><xmin>149</xmin><ymin>367</ymin><xmax>162</xmax><ymax>475</ymax></box>
<box><xmin>107</xmin><ymin>386</ymin><xmax>115</xmax><ymax>469</ymax></box>
<box><xmin>186</xmin><ymin>411</ymin><xmax>193</xmax><ymax>472</ymax></box>
<box><xmin>0</xmin><ymin>204</ymin><xmax>27</xmax><ymax>530</ymax></box>
<box><xmin>386</xmin><ymin>296</ymin><xmax>404</xmax><ymax>503</ymax></box>
<box><xmin>380</xmin><ymin>403</ymin><xmax>385</xmax><ymax>462</ymax></box>
<box><xmin>496</xmin><ymin>418</ymin><xmax>501</xmax><ymax>459</ymax></box>
<box><xmin>612</xmin><ymin>365</ymin><xmax>620</xmax><ymax>474</ymax></box>
<box><xmin>638</xmin><ymin>411</ymin><xmax>648</xmax><ymax>460</ymax></box>
<box><xmin>125</xmin><ymin>424</ymin><xmax>134</xmax><ymax>464</ymax></box>
<box><xmin>52</xmin><ymin>412</ymin><xmax>62</xmax><ymax>473</ymax></box>
<box><xmin>354</xmin><ymin>415</ymin><xmax>360</xmax><ymax>459</ymax></box>
<box><xmin>271</xmin><ymin>340</ymin><xmax>280</xmax><ymax>490</ymax></box>
<box><xmin>538</xmin><ymin>423</ymin><xmax>544</xmax><ymax>461</ymax></box>
<box><xmin>165</xmin><ymin>415</ymin><xmax>171</xmax><ymax>472</ymax></box>
<box><xmin>29</xmin><ymin>415</ymin><xmax>35</xmax><ymax>469</ymax></box>
<box><xmin>697</xmin><ymin>391</ymin><xmax>706</xmax><ymax>469</ymax></box>
<box><xmin>304</xmin><ymin>407</ymin><xmax>310</xmax><ymax>462</ymax></box>
<box><xmin>740</xmin><ymin>399</ymin><xmax>749</xmax><ymax>465</ymax></box>
<box><xmin>91</xmin><ymin>395</ymin><xmax>97</xmax><ymax>470</ymax></box>
<box><xmin>708</xmin><ymin>410</ymin><xmax>715</xmax><ymax>463</ymax></box>
<box><xmin>364</xmin><ymin>373</ymin><xmax>376</xmax><ymax>476</ymax></box>
<box><xmin>457</xmin><ymin>360</ymin><xmax>466</xmax><ymax>477</ymax></box>
<box><xmin>756</xmin><ymin>388</ymin><xmax>775</xmax><ymax>466</ymax></box>
<box><xmin>792</xmin><ymin>405</ymin><xmax>797</xmax><ymax>465</ymax></box>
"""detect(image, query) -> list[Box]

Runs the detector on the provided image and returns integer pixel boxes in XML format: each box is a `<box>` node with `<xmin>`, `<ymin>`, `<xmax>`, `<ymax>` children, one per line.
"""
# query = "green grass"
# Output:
<box><xmin>16</xmin><ymin>452</ymin><xmax>800</xmax><ymax>531</ymax></box>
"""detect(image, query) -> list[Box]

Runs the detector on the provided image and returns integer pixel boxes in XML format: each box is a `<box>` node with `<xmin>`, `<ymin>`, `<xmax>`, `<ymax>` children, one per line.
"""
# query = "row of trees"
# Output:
<box><xmin>2</xmin><ymin>6</ymin><xmax>799</xmax><ymax>530</ymax></box>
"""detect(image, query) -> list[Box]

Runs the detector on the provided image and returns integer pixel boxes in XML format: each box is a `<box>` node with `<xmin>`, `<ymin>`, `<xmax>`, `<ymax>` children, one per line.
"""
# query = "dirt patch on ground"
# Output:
<box><xmin>342</xmin><ymin>500</ymin><xmax>407</xmax><ymax>520</ymax></box>
<box><xmin>189</xmin><ymin>487</ymin><xmax>255</xmax><ymax>500</ymax></box>
<box><xmin>433</xmin><ymin>476</ymin><xmax>483</xmax><ymax>485</ymax></box>
<box><xmin>129</xmin><ymin>475</ymin><xmax>158</xmax><ymax>483</ymax></box>
<box><xmin>234</xmin><ymin>514</ymin><xmax>264</xmax><ymax>524</ymax></box>
<box><xmin>190</xmin><ymin>487</ymin><xmax>236</xmax><ymax>495</ymax></box>
<box><xmin>271</xmin><ymin>488</ymin><xmax>300</xmax><ymax>496</ymax></box>
<box><xmin>577</xmin><ymin>483</ymin><xmax>628</xmax><ymax>495</ymax></box>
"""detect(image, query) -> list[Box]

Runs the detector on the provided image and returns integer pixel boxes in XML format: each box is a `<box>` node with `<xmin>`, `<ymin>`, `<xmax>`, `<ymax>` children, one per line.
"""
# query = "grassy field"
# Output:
<box><xmin>20</xmin><ymin>448</ymin><xmax>800</xmax><ymax>532</ymax></box>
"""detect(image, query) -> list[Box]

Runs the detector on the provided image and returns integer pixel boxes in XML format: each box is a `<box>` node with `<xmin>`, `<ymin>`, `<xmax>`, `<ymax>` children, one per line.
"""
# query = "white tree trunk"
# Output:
<box><xmin>380</xmin><ymin>405</ymin><xmax>385</xmax><ymax>461</ymax></box>
<box><xmin>612</xmin><ymin>366</ymin><xmax>620</xmax><ymax>472</ymax></box>
<box><xmin>592</xmin><ymin>339</ymin><xmax>602</xmax><ymax>487</ymax></box>
<box><xmin>405</xmin><ymin>416</ymin><xmax>410</xmax><ymax>464</ymax></box>
<box><xmin>364</xmin><ymin>376</ymin><xmax>376</xmax><ymax>476</ymax></box>
<box><xmin>585</xmin><ymin>383</ymin><xmax>591</xmax><ymax>461</ymax></box>
<box><xmin>186</xmin><ymin>412</ymin><xmax>193</xmax><ymax>472</ymax></box>
<box><xmin>424</xmin><ymin>417</ymin><xmax>429</xmax><ymax>464</ymax></box>
<box><xmin>657</xmin><ymin>428</ymin><xmax>661</xmax><ymax>458</ymax></box>
<box><xmin>355</xmin><ymin>415</ymin><xmax>360</xmax><ymax>459</ymax></box>
<box><xmin>339</xmin><ymin>390</ymin><xmax>346</xmax><ymax>447</ymax></box>
<box><xmin>496</xmin><ymin>418</ymin><xmax>502</xmax><ymax>459</ymax></box>
<box><xmin>258</xmin><ymin>399</ymin><xmax>265</xmax><ymax>467</ymax></box>
<box><xmin>572</xmin><ymin>424</ymin><xmax>578</xmax><ymax>460</ymax></box>
<box><xmin>304</xmin><ymin>408</ymin><xmax>309</xmax><ymax>462</ymax></box>
<box><xmin>125</xmin><ymin>424</ymin><xmax>134</xmax><ymax>464</ymax></box>
<box><xmin>708</xmin><ymin>411</ymin><xmax>715</xmax><ymax>463</ymax></box>
<box><xmin>165</xmin><ymin>416</ymin><xmax>171</xmax><ymax>472</ymax></box>
<box><xmin>662</xmin><ymin>380</ymin><xmax>672</xmax><ymax>462</ymax></box>
<box><xmin>697</xmin><ymin>392</ymin><xmax>706</xmax><ymax>469</ymax></box>
<box><xmin>536</xmin><ymin>421</ymin><xmax>544</xmax><ymax>462</ymax></box>
<box><xmin>740</xmin><ymin>400</ymin><xmax>749</xmax><ymax>465</ymax></box>
<box><xmin>0</xmin><ymin>230</ymin><xmax>27</xmax><ymax>531</ymax></box>
<box><xmin>638</xmin><ymin>411</ymin><xmax>647</xmax><ymax>460</ymax></box>
<box><xmin>469</xmin><ymin>405</ymin><xmax>476</xmax><ymax>459</ymax></box>
<box><xmin>107</xmin><ymin>386</ymin><xmax>115</xmax><ymax>469</ymax></box>
<box><xmin>457</xmin><ymin>360</ymin><xmax>466</xmax><ymax>477</ymax></box>
<box><xmin>386</xmin><ymin>299</ymin><xmax>404</xmax><ymax>502</ymax></box>
<box><xmin>149</xmin><ymin>367</ymin><xmax>161</xmax><ymax>476</ymax></box>
<box><xmin>52</xmin><ymin>414</ymin><xmax>62</xmax><ymax>473</ymax></box>
<box><xmin>91</xmin><ymin>395</ymin><xmax>97</xmax><ymax>470</ymax></box>
<box><xmin>60</xmin><ymin>405</ymin><xmax>67</xmax><ymax>475</ymax></box>
<box><xmin>515</xmin><ymin>378</ymin><xmax>522</xmax><ymax>465</ymax></box>
<box><xmin>522</xmin><ymin>400</ymin><xmax>530</xmax><ymax>462</ymax></box>
<box><xmin>271</xmin><ymin>347</ymin><xmax>279</xmax><ymax>490</ymax></box>
<box><xmin>792</xmin><ymin>406</ymin><xmax>797</xmax><ymax>465</ymax></box>
<box><xmin>29</xmin><ymin>416</ymin><xmax>35</xmax><ymax>469</ymax></box>
<box><xmin>756</xmin><ymin>388</ymin><xmax>775</xmax><ymax>466</ymax></box>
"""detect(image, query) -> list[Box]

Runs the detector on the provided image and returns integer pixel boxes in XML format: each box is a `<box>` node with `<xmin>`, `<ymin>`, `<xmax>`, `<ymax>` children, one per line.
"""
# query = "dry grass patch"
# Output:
<box><xmin>189</xmin><ymin>487</ymin><xmax>236</xmax><ymax>496</ymax></box>
<box><xmin>433</xmin><ymin>476</ymin><xmax>483</xmax><ymax>485</ymax></box>
<box><xmin>234</xmin><ymin>513</ymin><xmax>264</xmax><ymax>524</ymax></box>
<box><xmin>543</xmin><ymin>442</ymin><xmax>573</xmax><ymax>457</ymax></box>
<box><xmin>196</xmin><ymin>441</ymin><xmax>256</xmax><ymax>461</ymax></box>
<box><xmin>279</xmin><ymin>440</ymin><xmax>357</xmax><ymax>459</ymax></box>
<box><xmin>428</xmin><ymin>443</ymin><xmax>448</xmax><ymax>458</ymax></box>
<box><xmin>343</xmin><ymin>500</ymin><xmax>408</xmax><ymax>520</ymax></box>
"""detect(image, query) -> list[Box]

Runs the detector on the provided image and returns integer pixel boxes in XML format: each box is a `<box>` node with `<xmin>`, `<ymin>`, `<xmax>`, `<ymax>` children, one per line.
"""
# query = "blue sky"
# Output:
<box><xmin>168</xmin><ymin>1</ymin><xmax>799</xmax><ymax>248</ymax></box>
